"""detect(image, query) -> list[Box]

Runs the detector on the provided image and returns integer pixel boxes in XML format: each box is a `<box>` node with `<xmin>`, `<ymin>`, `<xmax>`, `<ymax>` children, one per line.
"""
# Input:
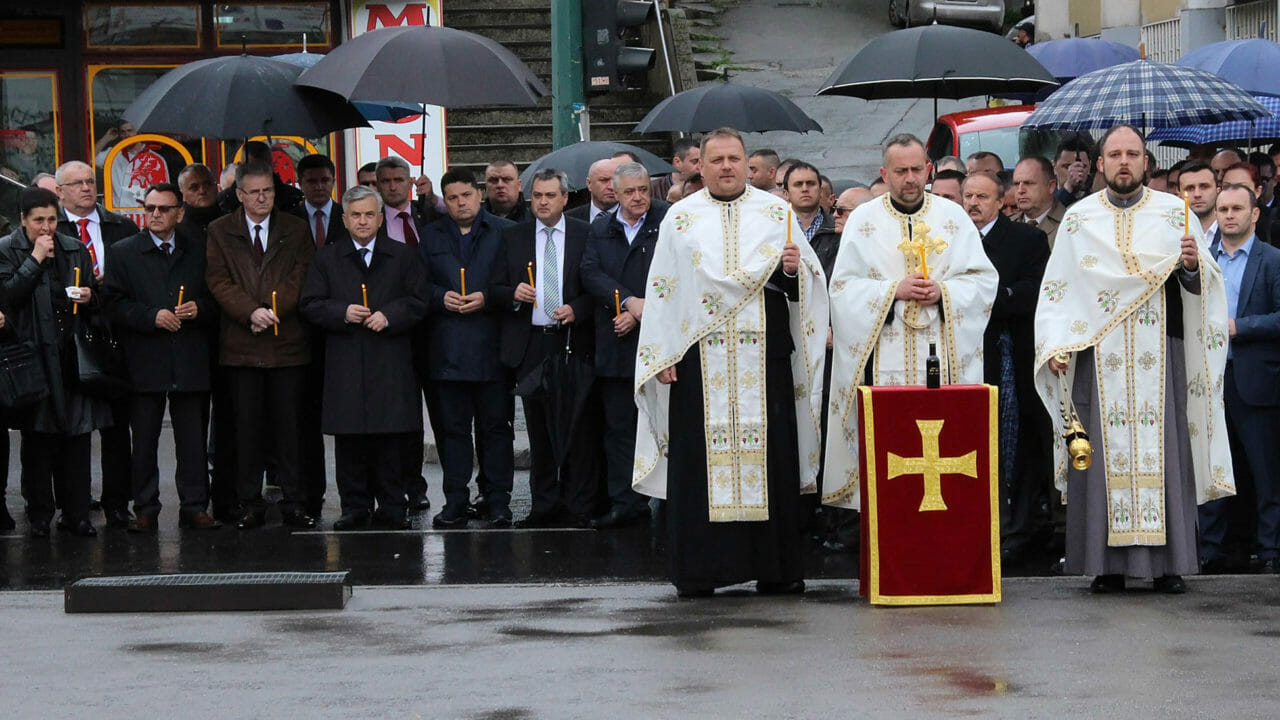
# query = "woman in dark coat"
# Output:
<box><xmin>0</xmin><ymin>187</ymin><xmax>111</xmax><ymax>537</ymax></box>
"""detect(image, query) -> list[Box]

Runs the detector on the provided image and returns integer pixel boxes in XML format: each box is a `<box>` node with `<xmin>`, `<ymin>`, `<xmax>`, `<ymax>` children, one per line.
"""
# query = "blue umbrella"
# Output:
<box><xmin>274</xmin><ymin>52</ymin><xmax>424</xmax><ymax>121</ymax></box>
<box><xmin>1022</xmin><ymin>58</ymin><xmax>1269</xmax><ymax>130</ymax></box>
<box><xmin>1147</xmin><ymin>94</ymin><xmax>1280</xmax><ymax>148</ymax></box>
<box><xmin>1177</xmin><ymin>39</ymin><xmax>1280</xmax><ymax>97</ymax></box>
<box><xmin>997</xmin><ymin>37</ymin><xmax>1139</xmax><ymax>102</ymax></box>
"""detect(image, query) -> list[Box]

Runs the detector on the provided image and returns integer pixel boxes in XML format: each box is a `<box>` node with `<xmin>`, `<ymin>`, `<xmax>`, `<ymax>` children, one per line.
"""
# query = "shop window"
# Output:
<box><xmin>214</xmin><ymin>3</ymin><xmax>331</xmax><ymax>49</ymax></box>
<box><xmin>0</xmin><ymin>71</ymin><xmax>61</xmax><ymax>185</ymax></box>
<box><xmin>84</xmin><ymin>4</ymin><xmax>201</xmax><ymax>50</ymax></box>
<box><xmin>87</xmin><ymin>65</ymin><xmax>204</xmax><ymax>212</ymax></box>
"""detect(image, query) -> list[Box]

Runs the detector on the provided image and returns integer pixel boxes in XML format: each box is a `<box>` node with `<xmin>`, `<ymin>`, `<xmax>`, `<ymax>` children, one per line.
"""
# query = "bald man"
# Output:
<box><xmin>566</xmin><ymin>157</ymin><xmax>621</xmax><ymax>223</ymax></box>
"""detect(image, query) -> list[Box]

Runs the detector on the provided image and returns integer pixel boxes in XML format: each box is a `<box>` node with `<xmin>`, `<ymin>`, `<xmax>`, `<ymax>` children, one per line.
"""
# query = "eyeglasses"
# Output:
<box><xmin>832</xmin><ymin>205</ymin><xmax>854</xmax><ymax>216</ymax></box>
<box><xmin>143</xmin><ymin>204</ymin><xmax>179</xmax><ymax>213</ymax></box>
<box><xmin>59</xmin><ymin>179</ymin><xmax>94</xmax><ymax>189</ymax></box>
<box><xmin>238</xmin><ymin>187</ymin><xmax>275</xmax><ymax>198</ymax></box>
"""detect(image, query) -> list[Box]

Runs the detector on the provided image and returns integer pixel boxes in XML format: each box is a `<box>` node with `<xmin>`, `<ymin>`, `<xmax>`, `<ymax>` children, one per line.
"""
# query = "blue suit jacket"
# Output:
<box><xmin>1229</xmin><ymin>237</ymin><xmax>1280</xmax><ymax>406</ymax></box>
<box><xmin>580</xmin><ymin>201</ymin><xmax>668</xmax><ymax>378</ymax></box>
<box><xmin>419</xmin><ymin>209</ymin><xmax>514</xmax><ymax>381</ymax></box>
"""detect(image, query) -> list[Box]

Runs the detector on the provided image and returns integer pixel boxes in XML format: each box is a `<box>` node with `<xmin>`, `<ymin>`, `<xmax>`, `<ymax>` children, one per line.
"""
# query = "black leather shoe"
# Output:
<box><xmin>467</xmin><ymin>497</ymin><xmax>491</xmax><ymax>520</ymax></box>
<box><xmin>29</xmin><ymin>519</ymin><xmax>51</xmax><ymax>538</ymax></box>
<box><xmin>756</xmin><ymin>580</ymin><xmax>805</xmax><ymax>595</ymax></box>
<box><xmin>280</xmin><ymin>509</ymin><xmax>317</xmax><ymax>529</ymax></box>
<box><xmin>1090</xmin><ymin>574</ymin><xmax>1126</xmax><ymax>593</ymax></box>
<box><xmin>235</xmin><ymin>509</ymin><xmax>265</xmax><ymax>530</ymax></box>
<box><xmin>1200</xmin><ymin>557</ymin><xmax>1232</xmax><ymax>575</ymax></box>
<box><xmin>590</xmin><ymin>509</ymin><xmax>650</xmax><ymax>529</ymax></box>
<box><xmin>515</xmin><ymin>511</ymin><xmax>561</xmax><ymax>529</ymax></box>
<box><xmin>56</xmin><ymin>517</ymin><xmax>98</xmax><ymax>537</ymax></box>
<box><xmin>333</xmin><ymin>510</ymin><xmax>372</xmax><ymax>531</ymax></box>
<box><xmin>432</xmin><ymin>506</ymin><xmax>468</xmax><ymax>529</ymax></box>
<box><xmin>1153</xmin><ymin>575</ymin><xmax>1186</xmax><ymax>594</ymax></box>
<box><xmin>1250</xmin><ymin>557</ymin><xmax>1280</xmax><ymax>574</ymax></box>
<box><xmin>488</xmin><ymin>511</ymin><xmax>513</xmax><ymax>529</ymax></box>
<box><xmin>0</xmin><ymin>504</ymin><xmax>15</xmax><ymax>533</ymax></box>
<box><xmin>408</xmin><ymin>490</ymin><xmax>432</xmax><ymax>512</ymax></box>
<box><xmin>676</xmin><ymin>585</ymin><xmax>715</xmax><ymax>598</ymax></box>
<box><xmin>103</xmin><ymin>507</ymin><xmax>132</xmax><ymax>529</ymax></box>
<box><xmin>372</xmin><ymin>510</ymin><xmax>410</xmax><ymax>530</ymax></box>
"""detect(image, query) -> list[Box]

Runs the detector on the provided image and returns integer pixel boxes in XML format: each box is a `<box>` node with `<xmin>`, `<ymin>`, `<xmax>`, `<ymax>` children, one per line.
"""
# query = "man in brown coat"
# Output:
<box><xmin>205</xmin><ymin>162</ymin><xmax>316</xmax><ymax>529</ymax></box>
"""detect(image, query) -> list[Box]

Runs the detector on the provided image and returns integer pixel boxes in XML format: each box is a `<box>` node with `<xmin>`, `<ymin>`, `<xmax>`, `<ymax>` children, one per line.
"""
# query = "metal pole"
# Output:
<box><xmin>653</xmin><ymin>0</ymin><xmax>677</xmax><ymax>98</ymax></box>
<box><xmin>551</xmin><ymin>0</ymin><xmax>585</xmax><ymax>150</ymax></box>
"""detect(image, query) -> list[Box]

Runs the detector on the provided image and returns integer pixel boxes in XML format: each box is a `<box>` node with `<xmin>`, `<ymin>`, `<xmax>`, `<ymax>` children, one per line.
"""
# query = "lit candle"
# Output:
<box><xmin>176</xmin><ymin>284</ymin><xmax>184</xmax><ymax>307</ymax></box>
<box><xmin>1183</xmin><ymin>191</ymin><xmax>1190</xmax><ymax>235</ymax></box>
<box><xmin>614</xmin><ymin>288</ymin><xmax>621</xmax><ymax>317</ymax></box>
<box><xmin>361</xmin><ymin>283</ymin><xmax>368</xmax><ymax>309</ymax></box>
<box><xmin>527</xmin><ymin>261</ymin><xmax>537</xmax><ymax>308</ymax></box>
<box><xmin>72</xmin><ymin>266</ymin><xmax>81</xmax><ymax>314</ymax></box>
<box><xmin>460</xmin><ymin>268</ymin><xmax>467</xmax><ymax>296</ymax></box>
<box><xmin>271</xmin><ymin>290</ymin><xmax>278</xmax><ymax>336</ymax></box>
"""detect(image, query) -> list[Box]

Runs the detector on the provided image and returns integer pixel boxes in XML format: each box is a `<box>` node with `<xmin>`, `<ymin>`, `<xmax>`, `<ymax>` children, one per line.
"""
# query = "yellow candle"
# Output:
<box><xmin>176</xmin><ymin>284</ymin><xmax>184</xmax><ymax>307</ymax></box>
<box><xmin>361</xmin><ymin>283</ymin><xmax>368</xmax><ymax>309</ymax></box>
<box><xmin>271</xmin><ymin>290</ymin><xmax>278</xmax><ymax>336</ymax></box>
<box><xmin>72</xmin><ymin>266</ymin><xmax>81</xmax><ymax>314</ymax></box>
<box><xmin>1183</xmin><ymin>191</ymin><xmax>1190</xmax><ymax>235</ymax></box>
<box><xmin>918</xmin><ymin>246</ymin><xmax>929</xmax><ymax>280</ymax></box>
<box><xmin>614</xmin><ymin>288</ymin><xmax>621</xmax><ymax>317</ymax></box>
<box><xmin>527</xmin><ymin>261</ymin><xmax>537</xmax><ymax>308</ymax></box>
<box><xmin>460</xmin><ymin>268</ymin><xmax>467</xmax><ymax>296</ymax></box>
<box><xmin>786</xmin><ymin>208</ymin><xmax>792</xmax><ymax>244</ymax></box>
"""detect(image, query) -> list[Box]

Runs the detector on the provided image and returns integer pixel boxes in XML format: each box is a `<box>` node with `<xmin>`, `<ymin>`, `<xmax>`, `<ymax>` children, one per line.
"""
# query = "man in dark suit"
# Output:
<box><xmin>964</xmin><ymin>171</ymin><xmax>1052</xmax><ymax>565</ymax></box>
<box><xmin>205</xmin><ymin>162</ymin><xmax>316</xmax><ymax>530</ymax></box>
<box><xmin>376</xmin><ymin>155</ymin><xmax>437</xmax><ymax>513</ymax></box>
<box><xmin>566</xmin><ymin>157</ymin><xmax>620</xmax><ymax>224</ymax></box>
<box><xmin>581</xmin><ymin>162</ymin><xmax>665</xmax><ymax>529</ymax></box>
<box><xmin>300</xmin><ymin>185</ymin><xmax>430</xmax><ymax>530</ymax></box>
<box><xmin>492</xmin><ymin>168</ymin><xmax>597</xmax><ymax>527</ymax></box>
<box><xmin>54</xmin><ymin>159</ymin><xmax>136</xmax><ymax>529</ymax></box>
<box><xmin>420</xmin><ymin>169</ymin><xmax>516</xmax><ymax>528</ymax></box>
<box><xmin>289</xmin><ymin>153</ymin><xmax>348</xmax><ymax>518</ymax></box>
<box><xmin>1200</xmin><ymin>184</ymin><xmax>1280</xmax><ymax>573</ymax></box>
<box><xmin>103</xmin><ymin>183</ymin><xmax>220</xmax><ymax>532</ymax></box>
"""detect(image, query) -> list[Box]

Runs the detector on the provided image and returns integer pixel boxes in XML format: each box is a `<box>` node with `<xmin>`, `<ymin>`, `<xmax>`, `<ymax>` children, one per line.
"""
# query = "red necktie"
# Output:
<box><xmin>76</xmin><ymin>218</ymin><xmax>100</xmax><ymax>276</ymax></box>
<box><xmin>399</xmin><ymin>211</ymin><xmax>418</xmax><ymax>248</ymax></box>
<box><xmin>314</xmin><ymin>210</ymin><xmax>326</xmax><ymax>248</ymax></box>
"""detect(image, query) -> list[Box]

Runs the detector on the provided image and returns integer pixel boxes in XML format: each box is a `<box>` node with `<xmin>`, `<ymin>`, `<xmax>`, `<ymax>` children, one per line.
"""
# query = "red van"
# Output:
<box><xmin>925</xmin><ymin>105</ymin><xmax>1066</xmax><ymax>169</ymax></box>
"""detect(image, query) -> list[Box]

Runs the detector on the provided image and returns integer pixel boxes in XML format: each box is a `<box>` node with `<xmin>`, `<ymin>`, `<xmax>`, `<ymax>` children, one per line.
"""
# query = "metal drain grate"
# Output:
<box><xmin>65</xmin><ymin>571</ymin><xmax>352</xmax><ymax>613</ymax></box>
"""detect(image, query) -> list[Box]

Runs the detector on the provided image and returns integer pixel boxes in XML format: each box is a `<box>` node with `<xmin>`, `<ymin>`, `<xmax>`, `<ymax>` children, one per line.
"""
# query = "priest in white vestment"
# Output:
<box><xmin>822</xmin><ymin>134</ymin><xmax>998</xmax><ymax>510</ymax></box>
<box><xmin>1035</xmin><ymin>125</ymin><xmax>1235</xmax><ymax>594</ymax></box>
<box><xmin>632</xmin><ymin>128</ymin><xmax>829</xmax><ymax>597</ymax></box>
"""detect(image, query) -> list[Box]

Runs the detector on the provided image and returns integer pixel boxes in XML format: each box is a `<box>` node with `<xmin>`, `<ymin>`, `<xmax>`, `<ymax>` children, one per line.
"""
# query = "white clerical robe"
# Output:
<box><xmin>631</xmin><ymin>186</ymin><xmax>829</xmax><ymax>521</ymax></box>
<box><xmin>1034</xmin><ymin>187</ymin><xmax>1235</xmax><ymax>547</ymax></box>
<box><xmin>822</xmin><ymin>193</ymin><xmax>998</xmax><ymax>510</ymax></box>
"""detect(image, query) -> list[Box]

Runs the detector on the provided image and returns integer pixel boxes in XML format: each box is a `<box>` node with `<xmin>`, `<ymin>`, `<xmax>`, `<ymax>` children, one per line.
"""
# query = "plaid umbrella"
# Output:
<box><xmin>1022</xmin><ymin>58</ymin><xmax>1269</xmax><ymax>130</ymax></box>
<box><xmin>1148</xmin><ymin>94</ymin><xmax>1280</xmax><ymax>148</ymax></box>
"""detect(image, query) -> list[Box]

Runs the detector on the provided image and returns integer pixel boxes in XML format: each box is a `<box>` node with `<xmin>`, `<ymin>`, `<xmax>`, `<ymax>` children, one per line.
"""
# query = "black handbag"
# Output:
<box><xmin>0</xmin><ymin>340</ymin><xmax>48</xmax><ymax>408</ymax></box>
<box><xmin>72</xmin><ymin>318</ymin><xmax>130</xmax><ymax>399</ymax></box>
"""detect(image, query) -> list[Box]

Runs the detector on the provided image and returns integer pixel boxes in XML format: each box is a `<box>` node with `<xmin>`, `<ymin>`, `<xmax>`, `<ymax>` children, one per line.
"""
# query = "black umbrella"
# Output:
<box><xmin>296</xmin><ymin>25</ymin><xmax>548</xmax><ymax>108</ymax></box>
<box><xmin>124</xmin><ymin>54</ymin><xmax>369</xmax><ymax>140</ymax></box>
<box><xmin>513</xmin><ymin>329</ymin><xmax>595</xmax><ymax>468</ymax></box>
<box><xmin>816</xmin><ymin>25</ymin><xmax>1058</xmax><ymax>117</ymax></box>
<box><xmin>633</xmin><ymin>82</ymin><xmax>823</xmax><ymax>134</ymax></box>
<box><xmin>520</xmin><ymin>141</ymin><xmax>675</xmax><ymax>192</ymax></box>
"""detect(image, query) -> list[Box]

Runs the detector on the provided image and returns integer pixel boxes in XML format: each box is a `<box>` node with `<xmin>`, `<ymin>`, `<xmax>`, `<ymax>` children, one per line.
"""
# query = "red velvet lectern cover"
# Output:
<box><xmin>857</xmin><ymin>384</ymin><xmax>1001</xmax><ymax>605</ymax></box>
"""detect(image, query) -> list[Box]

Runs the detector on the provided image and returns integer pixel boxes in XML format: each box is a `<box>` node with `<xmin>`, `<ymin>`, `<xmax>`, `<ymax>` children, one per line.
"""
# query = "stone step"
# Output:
<box><xmin>444</xmin><ymin>0</ymin><xmax>549</xmax><ymax>11</ymax></box>
<box><xmin>446</xmin><ymin>8</ymin><xmax>550</xmax><ymax>27</ymax></box>
<box><xmin>458</xmin><ymin>25</ymin><xmax>551</xmax><ymax>44</ymax></box>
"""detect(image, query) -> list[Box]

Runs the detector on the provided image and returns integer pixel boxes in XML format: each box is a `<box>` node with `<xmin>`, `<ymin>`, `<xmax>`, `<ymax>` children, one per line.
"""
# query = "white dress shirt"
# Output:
<box><xmin>531</xmin><ymin>215</ymin><xmax>567</xmax><ymax>326</ymax></box>
<box><xmin>63</xmin><ymin>208</ymin><xmax>106</xmax><ymax>275</ymax></box>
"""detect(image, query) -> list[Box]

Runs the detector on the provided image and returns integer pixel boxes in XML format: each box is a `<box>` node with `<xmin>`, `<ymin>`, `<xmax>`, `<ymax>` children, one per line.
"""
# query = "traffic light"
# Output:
<box><xmin>581</xmin><ymin>0</ymin><xmax>657</xmax><ymax>93</ymax></box>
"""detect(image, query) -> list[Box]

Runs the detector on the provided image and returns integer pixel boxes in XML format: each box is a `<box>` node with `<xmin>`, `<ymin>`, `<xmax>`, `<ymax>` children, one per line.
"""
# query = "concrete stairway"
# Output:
<box><xmin>442</xmin><ymin>0</ymin><xmax>673</xmax><ymax>174</ymax></box>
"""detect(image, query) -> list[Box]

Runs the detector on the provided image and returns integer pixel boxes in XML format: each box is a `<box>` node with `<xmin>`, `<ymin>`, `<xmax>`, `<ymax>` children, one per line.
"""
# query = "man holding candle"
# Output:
<box><xmin>823</xmin><ymin>134</ymin><xmax>997</xmax><ymax>517</ymax></box>
<box><xmin>300</xmin><ymin>185</ymin><xmax>430</xmax><ymax>530</ymax></box>
<box><xmin>103</xmin><ymin>182</ymin><xmax>218</xmax><ymax>532</ymax></box>
<box><xmin>582</xmin><ymin>162</ymin><xmax>668</xmax><ymax>529</ymax></box>
<box><xmin>419</xmin><ymin>168</ymin><xmax>516</xmax><ymax>528</ymax></box>
<box><xmin>205</xmin><ymin>163</ymin><xmax>317</xmax><ymax>530</ymax></box>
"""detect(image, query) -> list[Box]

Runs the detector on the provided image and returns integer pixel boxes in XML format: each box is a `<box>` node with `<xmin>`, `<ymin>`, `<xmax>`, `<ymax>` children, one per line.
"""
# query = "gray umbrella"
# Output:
<box><xmin>124</xmin><ymin>54</ymin><xmax>369</xmax><ymax>139</ymax></box>
<box><xmin>520</xmin><ymin>142</ymin><xmax>675</xmax><ymax>192</ymax></box>
<box><xmin>295</xmin><ymin>25</ymin><xmax>548</xmax><ymax>108</ymax></box>
<box><xmin>633</xmin><ymin>82</ymin><xmax>822</xmax><ymax>134</ymax></box>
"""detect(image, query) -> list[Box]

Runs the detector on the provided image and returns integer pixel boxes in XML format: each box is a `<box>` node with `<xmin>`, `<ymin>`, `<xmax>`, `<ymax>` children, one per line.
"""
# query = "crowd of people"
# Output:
<box><xmin>0</xmin><ymin>125</ymin><xmax>1273</xmax><ymax>598</ymax></box>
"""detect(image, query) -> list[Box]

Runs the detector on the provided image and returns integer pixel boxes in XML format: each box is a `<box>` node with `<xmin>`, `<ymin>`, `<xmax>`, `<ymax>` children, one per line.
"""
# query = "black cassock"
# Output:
<box><xmin>664</xmin><ymin>276</ymin><xmax>805</xmax><ymax>590</ymax></box>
